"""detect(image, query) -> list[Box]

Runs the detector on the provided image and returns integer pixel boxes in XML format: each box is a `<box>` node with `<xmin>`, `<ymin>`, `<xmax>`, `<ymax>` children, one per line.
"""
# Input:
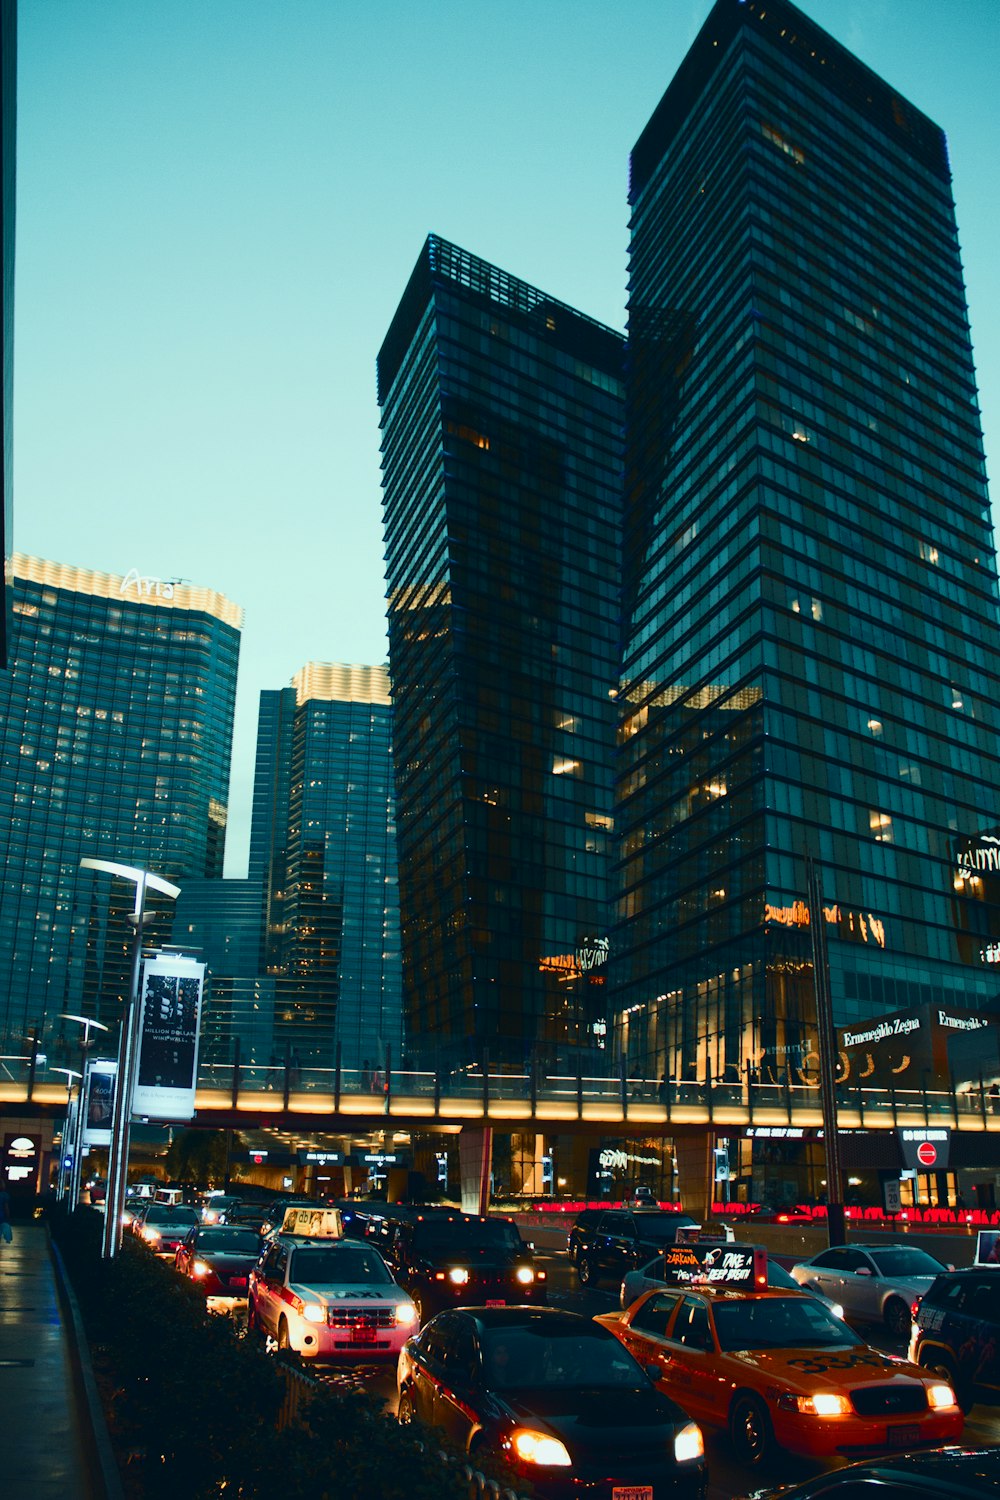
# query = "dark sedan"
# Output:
<box><xmin>397</xmin><ymin>1305</ymin><xmax>707</xmax><ymax>1500</ymax></box>
<box><xmin>738</xmin><ymin>1444</ymin><xmax>1000</xmax><ymax>1499</ymax></box>
<box><xmin>174</xmin><ymin>1224</ymin><xmax>263</xmax><ymax>1309</ymax></box>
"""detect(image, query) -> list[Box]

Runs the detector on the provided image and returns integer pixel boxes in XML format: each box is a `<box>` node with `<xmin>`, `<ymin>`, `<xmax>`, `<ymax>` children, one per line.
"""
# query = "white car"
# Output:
<box><xmin>620</xmin><ymin>1252</ymin><xmax>845</xmax><ymax>1320</ymax></box>
<box><xmin>790</xmin><ymin>1243</ymin><xmax>950</xmax><ymax>1337</ymax></box>
<box><xmin>248</xmin><ymin>1234</ymin><xmax>418</xmax><ymax>1362</ymax></box>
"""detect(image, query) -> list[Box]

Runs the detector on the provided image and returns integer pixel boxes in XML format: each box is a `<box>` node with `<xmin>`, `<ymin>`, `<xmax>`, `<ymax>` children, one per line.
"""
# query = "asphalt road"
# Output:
<box><xmin>269</xmin><ymin>1247</ymin><xmax>1000</xmax><ymax>1500</ymax></box>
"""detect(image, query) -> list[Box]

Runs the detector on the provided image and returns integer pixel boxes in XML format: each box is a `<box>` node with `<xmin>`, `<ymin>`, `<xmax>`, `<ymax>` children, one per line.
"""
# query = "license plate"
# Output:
<box><xmin>613</xmin><ymin>1488</ymin><xmax>653</xmax><ymax>1500</ymax></box>
<box><xmin>230</xmin><ymin>1277</ymin><xmax>247</xmax><ymax>1289</ymax></box>
<box><xmin>352</xmin><ymin>1325</ymin><xmax>377</xmax><ymax>1343</ymax></box>
<box><xmin>485</xmin><ymin>1299</ymin><xmax>506</xmax><ymax>1308</ymax></box>
<box><xmin>886</xmin><ymin>1425</ymin><xmax>921</xmax><ymax>1448</ymax></box>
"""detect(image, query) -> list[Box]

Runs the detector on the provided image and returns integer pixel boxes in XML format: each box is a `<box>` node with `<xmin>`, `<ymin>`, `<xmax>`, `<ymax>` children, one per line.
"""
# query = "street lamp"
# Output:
<box><xmin>50</xmin><ymin>1067</ymin><xmax>81</xmax><ymax>1201</ymax></box>
<box><xmin>79</xmin><ymin>857</ymin><xmax>181</xmax><ymax>1259</ymax></box>
<box><xmin>59</xmin><ymin>1012</ymin><xmax>110</xmax><ymax>1210</ymax></box>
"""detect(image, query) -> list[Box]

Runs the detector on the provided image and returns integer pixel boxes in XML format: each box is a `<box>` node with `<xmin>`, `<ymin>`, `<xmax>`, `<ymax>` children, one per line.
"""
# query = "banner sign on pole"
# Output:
<box><xmin>83</xmin><ymin>1060</ymin><xmax>117</xmax><ymax>1146</ymax></box>
<box><xmin>132</xmin><ymin>954</ymin><xmax>205</xmax><ymax>1121</ymax></box>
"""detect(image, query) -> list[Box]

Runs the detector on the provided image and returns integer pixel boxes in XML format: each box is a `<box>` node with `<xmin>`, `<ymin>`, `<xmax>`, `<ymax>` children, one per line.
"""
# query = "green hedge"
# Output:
<box><xmin>52</xmin><ymin>1208</ymin><xmax>475</xmax><ymax>1500</ymax></box>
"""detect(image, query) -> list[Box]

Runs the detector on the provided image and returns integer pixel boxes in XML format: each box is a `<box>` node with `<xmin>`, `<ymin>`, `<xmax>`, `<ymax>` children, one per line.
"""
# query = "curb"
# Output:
<box><xmin>48</xmin><ymin>1230</ymin><xmax>126</xmax><ymax>1500</ymax></box>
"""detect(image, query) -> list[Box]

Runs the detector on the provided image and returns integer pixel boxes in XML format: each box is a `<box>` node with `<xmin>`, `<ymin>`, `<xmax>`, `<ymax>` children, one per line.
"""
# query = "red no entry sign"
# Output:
<box><xmin>916</xmin><ymin>1141</ymin><xmax>938</xmax><ymax>1167</ymax></box>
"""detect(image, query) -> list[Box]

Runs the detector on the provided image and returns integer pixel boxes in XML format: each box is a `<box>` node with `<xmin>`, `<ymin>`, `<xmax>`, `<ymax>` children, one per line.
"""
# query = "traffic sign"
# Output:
<box><xmin>916</xmin><ymin>1141</ymin><xmax>938</xmax><ymax>1167</ymax></box>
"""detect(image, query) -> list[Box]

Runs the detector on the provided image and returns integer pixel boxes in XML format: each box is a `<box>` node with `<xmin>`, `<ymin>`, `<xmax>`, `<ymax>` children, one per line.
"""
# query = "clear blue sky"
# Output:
<box><xmin>13</xmin><ymin>0</ymin><xmax>1000</xmax><ymax>876</ymax></box>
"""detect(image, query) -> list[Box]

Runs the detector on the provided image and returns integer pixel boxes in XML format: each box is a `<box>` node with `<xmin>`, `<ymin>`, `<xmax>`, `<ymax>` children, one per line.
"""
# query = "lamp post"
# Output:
<box><xmin>79</xmin><ymin>857</ymin><xmax>181</xmax><ymax>1259</ymax></box>
<box><xmin>59</xmin><ymin>1012</ymin><xmax>110</xmax><ymax>1210</ymax></box>
<box><xmin>50</xmin><ymin>1067</ymin><xmax>81</xmax><ymax>1201</ymax></box>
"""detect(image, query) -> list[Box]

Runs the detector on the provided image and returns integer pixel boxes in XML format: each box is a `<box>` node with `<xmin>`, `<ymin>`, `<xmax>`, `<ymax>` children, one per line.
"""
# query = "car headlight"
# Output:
<box><xmin>927</xmin><ymin>1383</ymin><xmax>957</xmax><ymax>1409</ymax></box>
<box><xmin>796</xmin><ymin>1393</ymin><xmax>851</xmax><ymax>1416</ymax></box>
<box><xmin>448</xmin><ymin>1267</ymin><xmax>469</xmax><ymax>1285</ymax></box>
<box><xmin>192</xmin><ymin>1260</ymin><xmax>211</xmax><ymax>1278</ymax></box>
<box><xmin>673</xmin><ymin>1422</ymin><xmax>704</xmax><ymax>1463</ymax></box>
<box><xmin>142</xmin><ymin>1227</ymin><xmax>161</xmax><ymax>1245</ymax></box>
<box><xmin>302</xmin><ymin>1303</ymin><xmax>326</xmax><ymax>1323</ymax></box>
<box><xmin>516</xmin><ymin>1267</ymin><xmax>534</xmax><ymax>1285</ymax></box>
<box><xmin>510</xmin><ymin>1429</ymin><xmax>572</xmax><ymax>1467</ymax></box>
<box><xmin>395</xmin><ymin>1302</ymin><xmax>418</xmax><ymax>1326</ymax></box>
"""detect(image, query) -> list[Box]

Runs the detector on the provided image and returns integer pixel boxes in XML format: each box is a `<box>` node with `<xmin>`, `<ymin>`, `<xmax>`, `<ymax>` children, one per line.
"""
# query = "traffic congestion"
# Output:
<box><xmin>120</xmin><ymin>1185</ymin><xmax>1000</xmax><ymax>1500</ymax></box>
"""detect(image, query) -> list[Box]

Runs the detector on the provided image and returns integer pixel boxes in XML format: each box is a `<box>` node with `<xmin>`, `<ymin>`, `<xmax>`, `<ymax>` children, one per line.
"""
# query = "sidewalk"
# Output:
<box><xmin>0</xmin><ymin>1220</ymin><xmax>100</xmax><ymax>1499</ymax></box>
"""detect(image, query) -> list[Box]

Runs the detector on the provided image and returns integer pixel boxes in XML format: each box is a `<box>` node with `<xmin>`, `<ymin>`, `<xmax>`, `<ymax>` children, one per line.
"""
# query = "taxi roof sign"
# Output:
<box><xmin>280</xmin><ymin>1206</ymin><xmax>344</xmax><ymax>1238</ymax></box>
<box><xmin>657</xmin><ymin>1240</ymin><xmax>768</xmax><ymax>1289</ymax></box>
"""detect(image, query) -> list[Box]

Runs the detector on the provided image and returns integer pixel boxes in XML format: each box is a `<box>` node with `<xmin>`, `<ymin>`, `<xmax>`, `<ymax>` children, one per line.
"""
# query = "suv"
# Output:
<box><xmin>573</xmin><ymin>1210</ymin><xmax>697</xmax><ymax>1287</ymax></box>
<box><xmin>909</xmin><ymin>1266</ymin><xmax>1000</xmax><ymax>1410</ymax></box>
<box><xmin>382</xmin><ymin>1212</ymin><xmax>547</xmax><ymax>1322</ymax></box>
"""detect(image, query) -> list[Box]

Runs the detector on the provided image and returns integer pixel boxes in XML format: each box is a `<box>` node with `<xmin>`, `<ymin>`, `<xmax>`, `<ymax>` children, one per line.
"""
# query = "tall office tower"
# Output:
<box><xmin>0</xmin><ymin>556</ymin><xmax>241</xmax><ymax>1054</ymax></box>
<box><xmin>378</xmin><ymin>237</ymin><xmax>625</xmax><ymax>1069</ymax></box>
<box><xmin>614</xmin><ymin>0</ymin><xmax>1000</xmax><ymax>1096</ymax></box>
<box><xmin>1</xmin><ymin>0</ymin><xmax>16</xmax><ymax>667</ymax></box>
<box><xmin>249</xmin><ymin>663</ymin><xmax>402</xmax><ymax>1074</ymax></box>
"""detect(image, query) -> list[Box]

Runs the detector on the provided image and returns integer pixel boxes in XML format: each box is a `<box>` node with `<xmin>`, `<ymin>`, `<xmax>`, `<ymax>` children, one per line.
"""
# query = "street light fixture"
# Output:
<box><xmin>59</xmin><ymin>1012</ymin><xmax>110</xmax><ymax>1210</ymax></box>
<box><xmin>50</xmin><ymin>1066</ymin><xmax>81</xmax><ymax>1201</ymax></box>
<box><xmin>79</xmin><ymin>857</ymin><xmax>181</xmax><ymax>1259</ymax></box>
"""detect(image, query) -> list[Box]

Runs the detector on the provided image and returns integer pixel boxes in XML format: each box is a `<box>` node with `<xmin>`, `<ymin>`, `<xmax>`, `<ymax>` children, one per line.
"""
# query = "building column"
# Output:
<box><xmin>674</xmin><ymin>1132</ymin><xmax>714</xmax><ymax>1222</ymax></box>
<box><xmin>459</xmin><ymin>1126</ymin><xmax>493</xmax><ymax>1215</ymax></box>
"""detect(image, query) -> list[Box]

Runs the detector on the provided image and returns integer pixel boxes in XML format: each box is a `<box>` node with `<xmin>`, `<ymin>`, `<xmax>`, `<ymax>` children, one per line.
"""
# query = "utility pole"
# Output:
<box><xmin>805</xmin><ymin>855</ymin><xmax>846</xmax><ymax>1246</ymax></box>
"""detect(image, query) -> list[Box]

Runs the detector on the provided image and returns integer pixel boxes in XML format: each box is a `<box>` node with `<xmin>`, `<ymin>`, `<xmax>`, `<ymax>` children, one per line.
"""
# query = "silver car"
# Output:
<box><xmin>790</xmin><ymin>1243</ymin><xmax>951</xmax><ymax>1337</ymax></box>
<box><xmin>619</xmin><ymin>1253</ymin><xmax>845</xmax><ymax>1319</ymax></box>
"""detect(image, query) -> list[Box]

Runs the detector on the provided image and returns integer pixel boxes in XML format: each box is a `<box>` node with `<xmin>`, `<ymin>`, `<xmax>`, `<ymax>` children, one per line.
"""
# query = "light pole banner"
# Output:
<box><xmin>132</xmin><ymin>954</ymin><xmax>205</xmax><ymax>1121</ymax></box>
<box><xmin>83</xmin><ymin>1060</ymin><xmax>117</xmax><ymax>1146</ymax></box>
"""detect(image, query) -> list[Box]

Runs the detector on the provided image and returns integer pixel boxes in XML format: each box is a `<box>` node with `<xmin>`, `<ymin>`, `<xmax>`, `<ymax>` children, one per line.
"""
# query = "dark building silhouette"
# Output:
<box><xmin>378</xmin><ymin>237</ymin><xmax>624</xmax><ymax>1069</ymax></box>
<box><xmin>613</xmin><ymin>0</ymin><xmax>1000</xmax><ymax>1097</ymax></box>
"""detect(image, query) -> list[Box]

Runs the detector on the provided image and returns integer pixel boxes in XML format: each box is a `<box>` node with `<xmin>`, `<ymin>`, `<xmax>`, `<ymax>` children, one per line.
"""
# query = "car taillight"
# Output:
<box><xmin>911</xmin><ymin>1298</ymin><xmax>922</xmax><ymax>1320</ymax></box>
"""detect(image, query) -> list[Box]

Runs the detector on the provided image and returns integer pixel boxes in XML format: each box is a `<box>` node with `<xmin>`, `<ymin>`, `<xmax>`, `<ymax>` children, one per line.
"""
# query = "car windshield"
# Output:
<box><xmin>290</xmin><ymin>1247</ymin><xmax>392</xmax><ymax>1284</ymax></box>
<box><xmin>198</xmin><ymin>1229</ymin><xmax>261</xmax><ymax>1253</ymax></box>
<box><xmin>482</xmin><ymin>1324</ymin><xmax>644</xmax><ymax>1391</ymax></box>
<box><xmin>713</xmin><ymin>1297</ymin><xmax>863</xmax><ymax>1352</ymax></box>
<box><xmin>868</xmin><ymin>1248</ymin><xmax>947</xmax><ymax>1279</ymax></box>
<box><xmin>146</xmin><ymin>1206</ymin><xmax>199</xmax><ymax>1225</ymax></box>
<box><xmin>632</xmin><ymin>1216</ymin><xmax>695</xmax><ymax>1244</ymax></box>
<box><xmin>413</xmin><ymin>1221</ymin><xmax>523</xmax><ymax>1254</ymax></box>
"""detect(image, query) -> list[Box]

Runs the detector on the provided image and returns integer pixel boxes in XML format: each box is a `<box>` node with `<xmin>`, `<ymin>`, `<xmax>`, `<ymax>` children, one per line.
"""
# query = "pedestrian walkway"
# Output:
<box><xmin>0</xmin><ymin>1220</ymin><xmax>98</xmax><ymax>1499</ymax></box>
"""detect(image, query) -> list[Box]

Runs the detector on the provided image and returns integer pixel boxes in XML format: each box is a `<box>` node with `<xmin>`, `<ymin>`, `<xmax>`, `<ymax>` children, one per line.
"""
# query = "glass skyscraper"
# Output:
<box><xmin>378</xmin><ymin>237</ymin><xmax>624</xmax><ymax>1068</ymax></box>
<box><xmin>614</xmin><ymin>0</ymin><xmax>1000</xmax><ymax>1105</ymax></box>
<box><xmin>249</xmin><ymin>662</ymin><xmax>402</xmax><ymax>1075</ymax></box>
<box><xmin>0</xmin><ymin>554</ymin><xmax>241</xmax><ymax>1056</ymax></box>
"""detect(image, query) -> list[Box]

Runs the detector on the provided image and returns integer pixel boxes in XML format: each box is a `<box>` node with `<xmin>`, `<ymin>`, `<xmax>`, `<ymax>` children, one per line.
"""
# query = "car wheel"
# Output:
<box><xmin>729</xmin><ymin>1392</ymin><xmax>773</xmax><ymax>1466</ymax></box>
<box><xmin>398</xmin><ymin>1388</ymin><xmax>416</xmax><ymax>1425</ymax></box>
<box><xmin>884</xmin><ymin>1297</ymin><xmax>910</xmax><ymax>1339</ymax></box>
<box><xmin>578</xmin><ymin>1254</ymin><xmax>597</xmax><ymax>1287</ymax></box>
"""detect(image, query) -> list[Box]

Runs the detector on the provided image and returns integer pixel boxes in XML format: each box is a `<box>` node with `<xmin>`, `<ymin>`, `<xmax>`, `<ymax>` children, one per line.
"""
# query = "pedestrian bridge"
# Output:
<box><xmin>6</xmin><ymin>1058</ymin><xmax>1000</xmax><ymax>1137</ymax></box>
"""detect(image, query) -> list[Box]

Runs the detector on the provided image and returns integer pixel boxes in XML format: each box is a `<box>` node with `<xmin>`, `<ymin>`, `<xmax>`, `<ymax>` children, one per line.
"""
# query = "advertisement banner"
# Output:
<box><xmin>83</xmin><ymin>1060</ymin><xmax>117</xmax><ymax>1146</ymax></box>
<box><xmin>132</xmin><ymin>954</ymin><xmax>205</xmax><ymax>1121</ymax></box>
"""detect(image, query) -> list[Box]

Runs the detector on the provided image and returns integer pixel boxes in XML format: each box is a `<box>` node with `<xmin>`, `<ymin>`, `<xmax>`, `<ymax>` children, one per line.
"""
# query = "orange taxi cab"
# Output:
<box><xmin>595</xmin><ymin>1242</ymin><xmax>963</xmax><ymax>1467</ymax></box>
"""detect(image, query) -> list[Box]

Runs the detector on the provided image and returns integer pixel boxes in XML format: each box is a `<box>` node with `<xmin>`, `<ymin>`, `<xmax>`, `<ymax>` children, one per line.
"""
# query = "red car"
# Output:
<box><xmin>174</xmin><ymin>1224</ymin><xmax>264</xmax><ymax>1310</ymax></box>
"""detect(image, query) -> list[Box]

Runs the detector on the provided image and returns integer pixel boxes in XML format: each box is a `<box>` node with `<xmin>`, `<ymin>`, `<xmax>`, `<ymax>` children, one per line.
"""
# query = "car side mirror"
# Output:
<box><xmin>525</xmin><ymin>1240</ymin><xmax>535</xmax><ymax>1252</ymax></box>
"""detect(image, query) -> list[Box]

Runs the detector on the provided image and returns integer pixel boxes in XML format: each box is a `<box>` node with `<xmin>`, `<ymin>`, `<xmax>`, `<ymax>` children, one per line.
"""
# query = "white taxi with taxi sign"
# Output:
<box><xmin>248</xmin><ymin>1208</ymin><xmax>418</xmax><ymax>1362</ymax></box>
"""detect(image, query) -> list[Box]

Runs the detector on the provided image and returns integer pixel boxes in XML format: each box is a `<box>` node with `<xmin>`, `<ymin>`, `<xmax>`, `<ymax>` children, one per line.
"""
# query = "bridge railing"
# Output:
<box><xmin>4</xmin><ymin>1049</ymin><xmax>996</xmax><ymax>1127</ymax></box>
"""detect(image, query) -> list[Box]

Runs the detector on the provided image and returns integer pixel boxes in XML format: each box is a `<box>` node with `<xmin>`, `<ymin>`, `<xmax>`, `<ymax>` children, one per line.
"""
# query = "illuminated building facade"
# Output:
<box><xmin>378</xmin><ymin>237</ymin><xmax>624</xmax><ymax>1068</ymax></box>
<box><xmin>0</xmin><ymin>555</ymin><xmax>241</xmax><ymax>1055</ymax></box>
<box><xmin>249</xmin><ymin>663</ymin><xmax>402</xmax><ymax>1074</ymax></box>
<box><xmin>614</xmin><ymin>0</ymin><xmax>1000</xmax><ymax>1095</ymax></box>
